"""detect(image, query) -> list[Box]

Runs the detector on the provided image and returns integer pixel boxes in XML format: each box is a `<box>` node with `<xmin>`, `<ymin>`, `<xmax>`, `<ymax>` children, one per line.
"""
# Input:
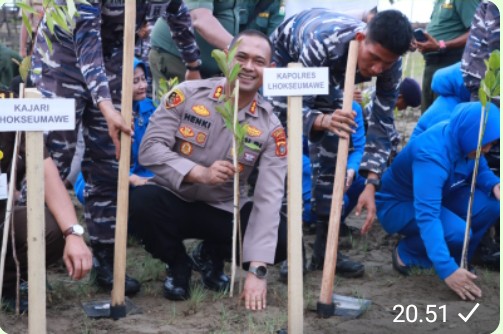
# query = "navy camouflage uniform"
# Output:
<box><xmin>270</xmin><ymin>9</ymin><xmax>402</xmax><ymax>179</ymax></box>
<box><xmin>31</xmin><ymin>0</ymin><xmax>200</xmax><ymax>244</ymax></box>
<box><xmin>461</xmin><ymin>0</ymin><xmax>500</xmax><ymax>176</ymax></box>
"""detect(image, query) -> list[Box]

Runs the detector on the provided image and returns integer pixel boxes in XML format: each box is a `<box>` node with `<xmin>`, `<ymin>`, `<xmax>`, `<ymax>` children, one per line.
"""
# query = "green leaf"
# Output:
<box><xmin>43</xmin><ymin>32</ymin><xmax>53</xmax><ymax>54</ymax></box>
<box><xmin>488</xmin><ymin>50</ymin><xmax>500</xmax><ymax>71</ymax></box>
<box><xmin>227</xmin><ymin>40</ymin><xmax>240</xmax><ymax>64</ymax></box>
<box><xmin>229</xmin><ymin>63</ymin><xmax>241</xmax><ymax>83</ymax></box>
<box><xmin>17</xmin><ymin>2</ymin><xmax>38</xmax><ymax>14</ymax></box>
<box><xmin>484</xmin><ymin>71</ymin><xmax>496</xmax><ymax>91</ymax></box>
<box><xmin>66</xmin><ymin>0</ymin><xmax>77</xmax><ymax>19</ymax></box>
<box><xmin>21</xmin><ymin>13</ymin><xmax>33</xmax><ymax>37</ymax></box>
<box><xmin>211</xmin><ymin>49</ymin><xmax>229</xmax><ymax>77</ymax></box>
<box><xmin>46</xmin><ymin>14</ymin><xmax>55</xmax><ymax>34</ymax></box>
<box><xmin>53</xmin><ymin>7</ymin><xmax>70</xmax><ymax>33</ymax></box>
<box><xmin>479</xmin><ymin>86</ymin><xmax>487</xmax><ymax>107</ymax></box>
<box><xmin>245</xmin><ymin>142</ymin><xmax>260</xmax><ymax>151</ymax></box>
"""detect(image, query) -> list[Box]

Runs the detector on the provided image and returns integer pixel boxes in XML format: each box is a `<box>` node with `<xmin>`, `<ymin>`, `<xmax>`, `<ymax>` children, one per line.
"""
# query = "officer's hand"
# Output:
<box><xmin>325</xmin><ymin>109</ymin><xmax>357</xmax><ymax>139</ymax></box>
<box><xmin>63</xmin><ymin>235</ymin><xmax>93</xmax><ymax>281</ymax></box>
<box><xmin>185</xmin><ymin>69</ymin><xmax>202</xmax><ymax>81</ymax></box>
<box><xmin>203</xmin><ymin>160</ymin><xmax>235</xmax><ymax>185</ymax></box>
<box><xmin>241</xmin><ymin>273</ymin><xmax>267</xmax><ymax>311</ymax></box>
<box><xmin>355</xmin><ymin>184</ymin><xmax>376</xmax><ymax>234</ymax></box>
<box><xmin>445</xmin><ymin>268</ymin><xmax>482</xmax><ymax>301</ymax></box>
<box><xmin>98</xmin><ymin>100</ymin><xmax>133</xmax><ymax>160</ymax></box>
<box><xmin>415</xmin><ymin>31</ymin><xmax>439</xmax><ymax>54</ymax></box>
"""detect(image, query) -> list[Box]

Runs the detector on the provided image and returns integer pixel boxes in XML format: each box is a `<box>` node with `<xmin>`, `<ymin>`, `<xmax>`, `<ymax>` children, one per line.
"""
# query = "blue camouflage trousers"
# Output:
<box><xmin>36</xmin><ymin>49</ymin><xmax>124</xmax><ymax>244</ymax></box>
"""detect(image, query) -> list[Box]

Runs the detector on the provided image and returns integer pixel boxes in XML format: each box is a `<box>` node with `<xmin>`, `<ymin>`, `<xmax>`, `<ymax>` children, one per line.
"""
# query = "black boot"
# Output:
<box><xmin>190</xmin><ymin>242</ymin><xmax>229</xmax><ymax>292</ymax></box>
<box><xmin>164</xmin><ymin>262</ymin><xmax>191</xmax><ymax>301</ymax></box>
<box><xmin>308</xmin><ymin>220</ymin><xmax>364</xmax><ymax>278</ymax></box>
<box><xmin>91</xmin><ymin>244</ymin><xmax>141</xmax><ymax>296</ymax></box>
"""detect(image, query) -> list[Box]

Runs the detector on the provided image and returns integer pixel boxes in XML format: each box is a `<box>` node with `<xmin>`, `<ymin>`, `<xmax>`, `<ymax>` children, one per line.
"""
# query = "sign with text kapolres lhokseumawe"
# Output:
<box><xmin>0</xmin><ymin>98</ymin><xmax>75</xmax><ymax>131</ymax></box>
<box><xmin>263</xmin><ymin>67</ymin><xmax>329</xmax><ymax>96</ymax></box>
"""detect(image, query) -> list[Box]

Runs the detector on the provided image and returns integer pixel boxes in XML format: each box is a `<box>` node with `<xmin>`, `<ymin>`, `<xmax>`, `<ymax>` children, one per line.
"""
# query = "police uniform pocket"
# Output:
<box><xmin>175</xmin><ymin>123</ymin><xmax>209</xmax><ymax>148</ymax></box>
<box><xmin>438</xmin><ymin>5</ymin><xmax>454</xmax><ymax>20</ymax></box>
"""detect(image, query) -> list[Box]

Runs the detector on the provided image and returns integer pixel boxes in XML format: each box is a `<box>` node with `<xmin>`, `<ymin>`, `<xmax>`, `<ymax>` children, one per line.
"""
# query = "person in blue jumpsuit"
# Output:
<box><xmin>376</xmin><ymin>102</ymin><xmax>500</xmax><ymax>301</ymax></box>
<box><xmin>411</xmin><ymin>62</ymin><xmax>470</xmax><ymax>140</ymax></box>
<box><xmin>74</xmin><ymin>57</ymin><xmax>155</xmax><ymax>203</ymax></box>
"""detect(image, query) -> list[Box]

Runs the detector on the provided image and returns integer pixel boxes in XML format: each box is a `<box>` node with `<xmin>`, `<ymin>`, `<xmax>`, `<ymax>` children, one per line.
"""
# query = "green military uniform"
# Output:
<box><xmin>0</xmin><ymin>43</ymin><xmax>22</xmax><ymax>90</ymax></box>
<box><xmin>149</xmin><ymin>0</ymin><xmax>284</xmax><ymax>90</ymax></box>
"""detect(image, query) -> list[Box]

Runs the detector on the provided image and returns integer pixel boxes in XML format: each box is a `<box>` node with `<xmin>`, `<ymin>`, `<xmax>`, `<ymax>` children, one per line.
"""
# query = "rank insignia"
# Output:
<box><xmin>272</xmin><ymin>128</ymin><xmax>287</xmax><ymax>157</ymax></box>
<box><xmin>179</xmin><ymin>126</ymin><xmax>194</xmax><ymax>138</ymax></box>
<box><xmin>180</xmin><ymin>142</ymin><xmax>193</xmax><ymax>156</ymax></box>
<box><xmin>213</xmin><ymin>86</ymin><xmax>223</xmax><ymax>99</ymax></box>
<box><xmin>249</xmin><ymin>100</ymin><xmax>257</xmax><ymax>114</ymax></box>
<box><xmin>165</xmin><ymin>89</ymin><xmax>185</xmax><ymax>109</ymax></box>
<box><xmin>192</xmin><ymin>104</ymin><xmax>211</xmax><ymax>117</ymax></box>
<box><xmin>196</xmin><ymin>132</ymin><xmax>207</xmax><ymax>144</ymax></box>
<box><xmin>246</xmin><ymin>125</ymin><xmax>262</xmax><ymax>137</ymax></box>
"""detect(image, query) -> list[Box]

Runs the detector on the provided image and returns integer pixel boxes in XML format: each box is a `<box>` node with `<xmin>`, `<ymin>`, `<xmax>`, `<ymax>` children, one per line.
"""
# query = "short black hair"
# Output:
<box><xmin>367</xmin><ymin>10</ymin><xmax>413</xmax><ymax>56</ymax></box>
<box><xmin>229</xmin><ymin>29</ymin><xmax>273</xmax><ymax>62</ymax></box>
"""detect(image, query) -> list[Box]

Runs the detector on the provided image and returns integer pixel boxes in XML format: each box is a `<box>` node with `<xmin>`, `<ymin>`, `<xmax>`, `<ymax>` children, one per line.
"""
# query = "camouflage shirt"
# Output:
<box><xmin>270</xmin><ymin>9</ymin><xmax>402</xmax><ymax>177</ymax></box>
<box><xmin>461</xmin><ymin>1</ymin><xmax>500</xmax><ymax>101</ymax></box>
<box><xmin>33</xmin><ymin>0</ymin><xmax>200</xmax><ymax>105</ymax></box>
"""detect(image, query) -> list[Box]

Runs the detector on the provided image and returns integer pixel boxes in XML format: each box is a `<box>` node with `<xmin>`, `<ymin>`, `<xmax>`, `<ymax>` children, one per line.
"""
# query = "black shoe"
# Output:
<box><xmin>190</xmin><ymin>242</ymin><xmax>229</xmax><ymax>292</ymax></box>
<box><xmin>91</xmin><ymin>244</ymin><xmax>141</xmax><ymax>296</ymax></box>
<box><xmin>309</xmin><ymin>252</ymin><xmax>365</xmax><ymax>278</ymax></box>
<box><xmin>392</xmin><ymin>246</ymin><xmax>410</xmax><ymax>276</ymax></box>
<box><xmin>163</xmin><ymin>264</ymin><xmax>191</xmax><ymax>301</ymax></box>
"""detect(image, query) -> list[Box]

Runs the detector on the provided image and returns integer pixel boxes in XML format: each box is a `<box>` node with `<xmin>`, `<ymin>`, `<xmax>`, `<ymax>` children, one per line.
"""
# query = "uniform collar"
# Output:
<box><xmin>209</xmin><ymin>78</ymin><xmax>260</xmax><ymax>119</ymax></box>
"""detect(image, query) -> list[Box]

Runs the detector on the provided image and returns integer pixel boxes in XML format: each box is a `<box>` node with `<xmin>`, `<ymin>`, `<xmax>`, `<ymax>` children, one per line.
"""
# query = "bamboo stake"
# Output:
<box><xmin>24</xmin><ymin>87</ymin><xmax>46</xmax><ymax>334</ymax></box>
<box><xmin>111</xmin><ymin>0</ymin><xmax>135</xmax><ymax>317</ymax></box>
<box><xmin>0</xmin><ymin>91</ymin><xmax>23</xmax><ymax>303</ymax></box>
<box><xmin>230</xmin><ymin>80</ymin><xmax>240</xmax><ymax>297</ymax></box>
<box><xmin>460</xmin><ymin>104</ymin><xmax>490</xmax><ymax>269</ymax></box>
<box><xmin>318</xmin><ymin>40</ymin><xmax>359</xmax><ymax>316</ymax></box>
<box><xmin>287</xmin><ymin>63</ymin><xmax>304</xmax><ymax>333</ymax></box>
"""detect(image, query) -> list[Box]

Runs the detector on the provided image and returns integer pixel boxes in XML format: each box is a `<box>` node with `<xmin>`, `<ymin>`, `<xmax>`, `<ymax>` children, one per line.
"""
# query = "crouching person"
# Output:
<box><xmin>376</xmin><ymin>102</ymin><xmax>500</xmax><ymax>301</ymax></box>
<box><xmin>0</xmin><ymin>133</ymin><xmax>92</xmax><ymax>312</ymax></box>
<box><xmin>129</xmin><ymin>30</ymin><xmax>287</xmax><ymax>310</ymax></box>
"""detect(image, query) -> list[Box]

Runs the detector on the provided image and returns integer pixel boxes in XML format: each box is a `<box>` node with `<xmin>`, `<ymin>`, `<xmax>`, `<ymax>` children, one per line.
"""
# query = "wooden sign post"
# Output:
<box><xmin>264</xmin><ymin>64</ymin><xmax>329</xmax><ymax>333</ymax></box>
<box><xmin>0</xmin><ymin>89</ymin><xmax>75</xmax><ymax>333</ymax></box>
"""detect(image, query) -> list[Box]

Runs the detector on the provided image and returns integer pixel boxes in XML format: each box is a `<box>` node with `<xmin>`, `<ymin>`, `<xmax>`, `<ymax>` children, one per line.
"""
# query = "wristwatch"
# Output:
<box><xmin>185</xmin><ymin>59</ymin><xmax>202</xmax><ymax>71</ymax></box>
<box><xmin>365</xmin><ymin>178</ymin><xmax>381</xmax><ymax>191</ymax></box>
<box><xmin>249</xmin><ymin>265</ymin><xmax>268</xmax><ymax>279</ymax></box>
<box><xmin>63</xmin><ymin>224</ymin><xmax>85</xmax><ymax>238</ymax></box>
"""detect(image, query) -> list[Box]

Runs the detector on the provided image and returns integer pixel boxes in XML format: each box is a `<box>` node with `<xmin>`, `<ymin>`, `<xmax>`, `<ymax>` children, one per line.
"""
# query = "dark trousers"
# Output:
<box><xmin>128</xmin><ymin>185</ymin><xmax>287</xmax><ymax>269</ymax></box>
<box><xmin>1</xmin><ymin>206</ymin><xmax>64</xmax><ymax>297</ymax></box>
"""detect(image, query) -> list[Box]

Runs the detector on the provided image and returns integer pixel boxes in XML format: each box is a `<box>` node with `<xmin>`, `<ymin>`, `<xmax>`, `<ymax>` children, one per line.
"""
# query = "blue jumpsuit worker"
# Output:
<box><xmin>411</xmin><ymin>62</ymin><xmax>470</xmax><ymax>140</ymax></box>
<box><xmin>74</xmin><ymin>57</ymin><xmax>156</xmax><ymax>203</ymax></box>
<box><xmin>376</xmin><ymin>102</ymin><xmax>500</xmax><ymax>301</ymax></box>
<box><xmin>31</xmin><ymin>0</ymin><xmax>202</xmax><ymax>295</ymax></box>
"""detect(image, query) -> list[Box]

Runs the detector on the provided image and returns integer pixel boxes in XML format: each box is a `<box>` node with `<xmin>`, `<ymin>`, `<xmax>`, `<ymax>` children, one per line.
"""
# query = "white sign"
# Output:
<box><xmin>263</xmin><ymin>67</ymin><xmax>329</xmax><ymax>97</ymax></box>
<box><xmin>0</xmin><ymin>99</ymin><xmax>75</xmax><ymax>131</ymax></box>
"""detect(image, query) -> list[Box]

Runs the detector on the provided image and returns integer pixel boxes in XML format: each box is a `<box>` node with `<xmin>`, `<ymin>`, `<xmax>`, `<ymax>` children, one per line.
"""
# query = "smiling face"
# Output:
<box><xmin>231</xmin><ymin>34</ymin><xmax>274</xmax><ymax>96</ymax></box>
<box><xmin>133</xmin><ymin>66</ymin><xmax>147</xmax><ymax>101</ymax></box>
<box><xmin>356</xmin><ymin>32</ymin><xmax>400</xmax><ymax>78</ymax></box>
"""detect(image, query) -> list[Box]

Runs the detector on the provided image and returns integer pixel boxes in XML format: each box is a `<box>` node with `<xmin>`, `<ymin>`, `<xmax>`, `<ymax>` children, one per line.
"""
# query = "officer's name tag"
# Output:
<box><xmin>0</xmin><ymin>173</ymin><xmax>8</xmax><ymax>200</ymax></box>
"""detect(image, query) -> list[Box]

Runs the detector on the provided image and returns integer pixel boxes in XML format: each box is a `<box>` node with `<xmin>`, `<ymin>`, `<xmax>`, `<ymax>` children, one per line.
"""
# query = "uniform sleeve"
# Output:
<box><xmin>359</xmin><ymin>59</ymin><xmax>401</xmax><ymax>177</ymax></box>
<box><xmin>347</xmin><ymin>101</ymin><xmax>365</xmax><ymax>172</ymax></box>
<box><xmin>266</xmin><ymin>3</ymin><xmax>286</xmax><ymax>36</ymax></box>
<box><xmin>73</xmin><ymin>3</ymin><xmax>111</xmax><ymax>105</ymax></box>
<box><xmin>412</xmin><ymin>153</ymin><xmax>458</xmax><ymax>280</ymax></box>
<box><xmin>138</xmin><ymin>88</ymin><xmax>198</xmax><ymax>189</ymax></box>
<box><xmin>476</xmin><ymin>156</ymin><xmax>500</xmax><ymax>195</ymax></box>
<box><xmin>161</xmin><ymin>0</ymin><xmax>201</xmax><ymax>64</ymax></box>
<box><xmin>455</xmin><ymin>0</ymin><xmax>482</xmax><ymax>29</ymax></box>
<box><xmin>243</xmin><ymin>120</ymin><xmax>287</xmax><ymax>264</ymax></box>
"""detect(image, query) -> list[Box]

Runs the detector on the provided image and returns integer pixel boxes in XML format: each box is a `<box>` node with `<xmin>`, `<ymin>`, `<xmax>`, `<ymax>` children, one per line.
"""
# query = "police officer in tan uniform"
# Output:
<box><xmin>129</xmin><ymin>30</ymin><xmax>286</xmax><ymax>310</ymax></box>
